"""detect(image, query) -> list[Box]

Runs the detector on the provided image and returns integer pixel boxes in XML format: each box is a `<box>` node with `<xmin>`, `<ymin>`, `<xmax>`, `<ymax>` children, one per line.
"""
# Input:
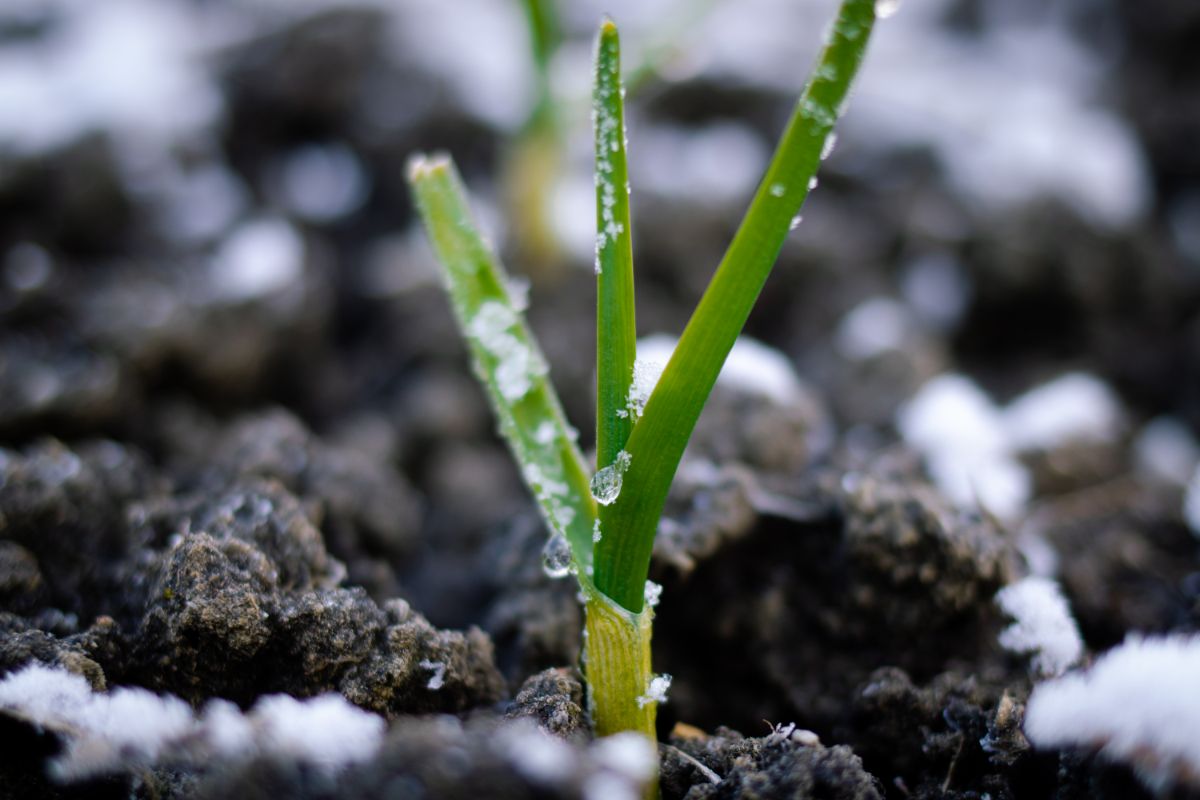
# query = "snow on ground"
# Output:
<box><xmin>1025</xmin><ymin>634</ymin><xmax>1200</xmax><ymax>791</ymax></box>
<box><xmin>995</xmin><ymin>576</ymin><xmax>1083</xmax><ymax>677</ymax></box>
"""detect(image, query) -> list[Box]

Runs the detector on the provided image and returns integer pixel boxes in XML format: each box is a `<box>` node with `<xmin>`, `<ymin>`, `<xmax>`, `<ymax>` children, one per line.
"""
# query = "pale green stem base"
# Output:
<box><xmin>583</xmin><ymin>580</ymin><xmax>658</xmax><ymax>797</ymax></box>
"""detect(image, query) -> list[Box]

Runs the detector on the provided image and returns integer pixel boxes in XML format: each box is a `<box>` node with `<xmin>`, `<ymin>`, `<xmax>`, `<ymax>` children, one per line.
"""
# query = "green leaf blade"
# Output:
<box><xmin>593</xmin><ymin>0</ymin><xmax>878</xmax><ymax>612</ymax></box>
<box><xmin>594</xmin><ymin>18</ymin><xmax>638</xmax><ymax>475</ymax></box>
<box><xmin>408</xmin><ymin>153</ymin><xmax>597</xmax><ymax>565</ymax></box>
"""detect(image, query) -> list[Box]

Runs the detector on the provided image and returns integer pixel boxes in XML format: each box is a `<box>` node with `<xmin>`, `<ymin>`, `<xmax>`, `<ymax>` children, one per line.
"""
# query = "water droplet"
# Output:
<box><xmin>789</xmin><ymin>214</ymin><xmax>803</xmax><ymax>231</ymax></box>
<box><xmin>593</xmin><ymin>519</ymin><xmax>603</xmax><ymax>543</ymax></box>
<box><xmin>590</xmin><ymin>450</ymin><xmax>632</xmax><ymax>506</ymax></box>
<box><xmin>769</xmin><ymin>183</ymin><xmax>786</xmax><ymax>198</ymax></box>
<box><xmin>808</xmin><ymin>177</ymin><xmax>819</xmax><ymax>191</ymax></box>
<box><xmin>875</xmin><ymin>0</ymin><xmax>900</xmax><ymax>19</ymax></box>
<box><xmin>542</xmin><ymin>534</ymin><xmax>572</xmax><ymax>579</ymax></box>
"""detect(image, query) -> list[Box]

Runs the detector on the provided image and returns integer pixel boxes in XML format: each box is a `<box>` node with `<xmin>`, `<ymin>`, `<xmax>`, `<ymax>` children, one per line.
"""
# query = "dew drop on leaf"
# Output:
<box><xmin>590</xmin><ymin>450</ymin><xmax>631</xmax><ymax>506</ymax></box>
<box><xmin>542</xmin><ymin>533</ymin><xmax>572</xmax><ymax>579</ymax></box>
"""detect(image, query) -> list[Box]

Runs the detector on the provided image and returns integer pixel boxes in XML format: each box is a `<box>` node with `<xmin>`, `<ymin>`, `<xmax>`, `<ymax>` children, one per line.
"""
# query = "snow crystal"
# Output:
<box><xmin>210</xmin><ymin>218</ymin><xmax>304</xmax><ymax>301</ymax></box>
<box><xmin>636</xmin><ymin>674</ymin><xmax>672</xmax><ymax>709</ymax></box>
<box><xmin>418</xmin><ymin>659</ymin><xmax>446</xmax><ymax>690</ymax></box>
<box><xmin>593</xmin><ymin>518</ymin><xmax>603</xmax><ymax>543</ymax></box>
<box><xmin>769</xmin><ymin>183</ymin><xmax>786</xmax><ymax>197</ymax></box>
<box><xmin>834</xmin><ymin>297</ymin><xmax>912</xmax><ymax>360</ymax></box>
<box><xmin>467</xmin><ymin>300</ymin><xmax>544</xmax><ymax>402</ymax></box>
<box><xmin>643</xmin><ymin>580</ymin><xmax>662</xmax><ymax>608</ymax></box>
<box><xmin>1002</xmin><ymin>372</ymin><xmax>1122</xmax><ymax>451</ymax></box>
<box><xmin>534</xmin><ymin>421</ymin><xmax>558</xmax><ymax>446</ymax></box>
<box><xmin>1024</xmin><ymin>634</ymin><xmax>1200</xmax><ymax>790</ymax></box>
<box><xmin>995</xmin><ymin>577</ymin><xmax>1082</xmax><ymax>677</ymax></box>
<box><xmin>620</xmin><ymin>354</ymin><xmax>667</xmax><ymax>420</ymax></box>
<box><xmin>467</xmin><ymin>300</ymin><xmax>517</xmax><ymax>341</ymax></box>
<box><xmin>591</xmin><ymin>450</ymin><xmax>632</xmax><ymax>506</ymax></box>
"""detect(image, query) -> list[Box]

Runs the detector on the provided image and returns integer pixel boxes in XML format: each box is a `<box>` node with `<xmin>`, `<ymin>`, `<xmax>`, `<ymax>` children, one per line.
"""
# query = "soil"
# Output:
<box><xmin>2</xmin><ymin>1</ymin><xmax>1199</xmax><ymax>799</ymax></box>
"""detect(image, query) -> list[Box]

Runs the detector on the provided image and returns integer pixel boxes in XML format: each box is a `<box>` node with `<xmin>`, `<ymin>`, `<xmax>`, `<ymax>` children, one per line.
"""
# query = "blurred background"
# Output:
<box><xmin>1</xmin><ymin>0</ymin><xmax>1198</xmax><ymax>647</ymax></box>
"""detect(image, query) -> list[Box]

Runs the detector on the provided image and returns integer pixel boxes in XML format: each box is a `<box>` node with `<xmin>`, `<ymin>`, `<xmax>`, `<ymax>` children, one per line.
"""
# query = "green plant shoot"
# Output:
<box><xmin>408</xmin><ymin>0</ymin><xmax>878</xmax><ymax>791</ymax></box>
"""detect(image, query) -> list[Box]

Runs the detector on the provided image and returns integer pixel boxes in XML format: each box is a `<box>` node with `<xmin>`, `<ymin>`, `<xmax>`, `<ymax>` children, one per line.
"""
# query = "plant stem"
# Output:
<box><xmin>583</xmin><ymin>579</ymin><xmax>656</xmax><ymax>737</ymax></box>
<box><xmin>594</xmin><ymin>0</ymin><xmax>878</xmax><ymax>613</ymax></box>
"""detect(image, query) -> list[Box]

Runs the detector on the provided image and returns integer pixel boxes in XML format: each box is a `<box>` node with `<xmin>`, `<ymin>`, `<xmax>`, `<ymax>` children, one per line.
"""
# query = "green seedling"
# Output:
<box><xmin>409</xmin><ymin>0</ymin><xmax>876</xmax><ymax>789</ymax></box>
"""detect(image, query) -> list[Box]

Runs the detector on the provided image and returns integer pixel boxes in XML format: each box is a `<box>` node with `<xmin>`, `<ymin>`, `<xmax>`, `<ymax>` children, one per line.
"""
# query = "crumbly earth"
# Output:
<box><xmin>2</xmin><ymin>1</ymin><xmax>1200</xmax><ymax>799</ymax></box>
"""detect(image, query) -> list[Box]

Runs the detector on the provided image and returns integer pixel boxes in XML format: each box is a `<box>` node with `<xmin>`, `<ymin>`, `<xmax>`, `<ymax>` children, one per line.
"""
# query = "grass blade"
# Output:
<box><xmin>593</xmin><ymin>0</ymin><xmax>878</xmax><ymax>612</ymax></box>
<box><xmin>594</xmin><ymin>19</ymin><xmax>638</xmax><ymax>474</ymax></box>
<box><xmin>408</xmin><ymin>153</ymin><xmax>597</xmax><ymax>566</ymax></box>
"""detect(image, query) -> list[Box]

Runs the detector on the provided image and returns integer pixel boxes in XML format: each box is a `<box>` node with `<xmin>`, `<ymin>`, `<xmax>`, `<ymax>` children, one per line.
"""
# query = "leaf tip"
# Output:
<box><xmin>406</xmin><ymin>151</ymin><xmax>453</xmax><ymax>184</ymax></box>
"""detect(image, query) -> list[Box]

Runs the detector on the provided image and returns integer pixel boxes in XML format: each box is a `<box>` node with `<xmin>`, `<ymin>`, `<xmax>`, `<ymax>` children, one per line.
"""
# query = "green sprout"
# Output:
<box><xmin>409</xmin><ymin>0</ymin><xmax>877</xmax><ymax>787</ymax></box>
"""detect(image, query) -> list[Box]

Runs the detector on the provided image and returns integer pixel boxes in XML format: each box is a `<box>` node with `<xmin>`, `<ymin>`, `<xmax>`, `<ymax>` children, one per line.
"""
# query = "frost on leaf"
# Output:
<box><xmin>590</xmin><ymin>450</ymin><xmax>631</xmax><ymax>506</ymax></box>
<box><xmin>466</xmin><ymin>300</ymin><xmax>546</xmax><ymax>402</ymax></box>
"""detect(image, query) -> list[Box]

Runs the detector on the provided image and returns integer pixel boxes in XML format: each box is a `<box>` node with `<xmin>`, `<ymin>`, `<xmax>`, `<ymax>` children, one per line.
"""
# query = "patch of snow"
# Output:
<box><xmin>389</xmin><ymin>0</ymin><xmax>533</xmax><ymax>130</ymax></box>
<box><xmin>898</xmin><ymin>373</ymin><xmax>1030</xmax><ymax>520</ymax></box>
<box><xmin>277</xmin><ymin>143</ymin><xmax>369</xmax><ymax>223</ymax></box>
<box><xmin>251</xmin><ymin>693</ymin><xmax>385</xmax><ymax>771</ymax></box>
<box><xmin>0</xmin><ymin>0</ymin><xmax>224</xmax><ymax>155</ymax></box>
<box><xmin>849</xmin><ymin>0</ymin><xmax>1149</xmax><ymax>229</ymax></box>
<box><xmin>1024</xmin><ymin>634</ymin><xmax>1200</xmax><ymax>790</ymax></box>
<box><xmin>501</xmin><ymin>721</ymin><xmax>577</xmax><ymax>785</ymax></box>
<box><xmin>0</xmin><ymin>664</ymin><xmax>386</xmax><ymax>779</ymax></box>
<box><xmin>834</xmin><ymin>296</ymin><xmax>913</xmax><ymax>360</ymax></box>
<box><xmin>210</xmin><ymin>218</ymin><xmax>304</xmax><ymax>301</ymax></box>
<box><xmin>636</xmin><ymin>334</ymin><xmax>801</xmax><ymax>408</ymax></box>
<box><xmin>900</xmin><ymin>252</ymin><xmax>971</xmax><ymax>331</ymax></box>
<box><xmin>1186</xmin><ymin>465</ymin><xmax>1200</xmax><ymax>541</ymax></box>
<box><xmin>996</xmin><ymin>577</ymin><xmax>1083</xmax><ymax>677</ymax></box>
<box><xmin>590</xmin><ymin>731</ymin><xmax>659</xmax><ymax>783</ymax></box>
<box><xmin>159</xmin><ymin>163</ymin><xmax>247</xmax><ymax>245</ymax></box>
<box><xmin>1134</xmin><ymin>417</ymin><xmax>1199</xmax><ymax>488</ymax></box>
<box><xmin>1002</xmin><ymin>372</ymin><xmax>1123</xmax><ymax>451</ymax></box>
<box><xmin>5</xmin><ymin>242</ymin><xmax>54</xmax><ymax>292</ymax></box>
<box><xmin>632</xmin><ymin>123</ymin><xmax>768</xmax><ymax>206</ymax></box>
